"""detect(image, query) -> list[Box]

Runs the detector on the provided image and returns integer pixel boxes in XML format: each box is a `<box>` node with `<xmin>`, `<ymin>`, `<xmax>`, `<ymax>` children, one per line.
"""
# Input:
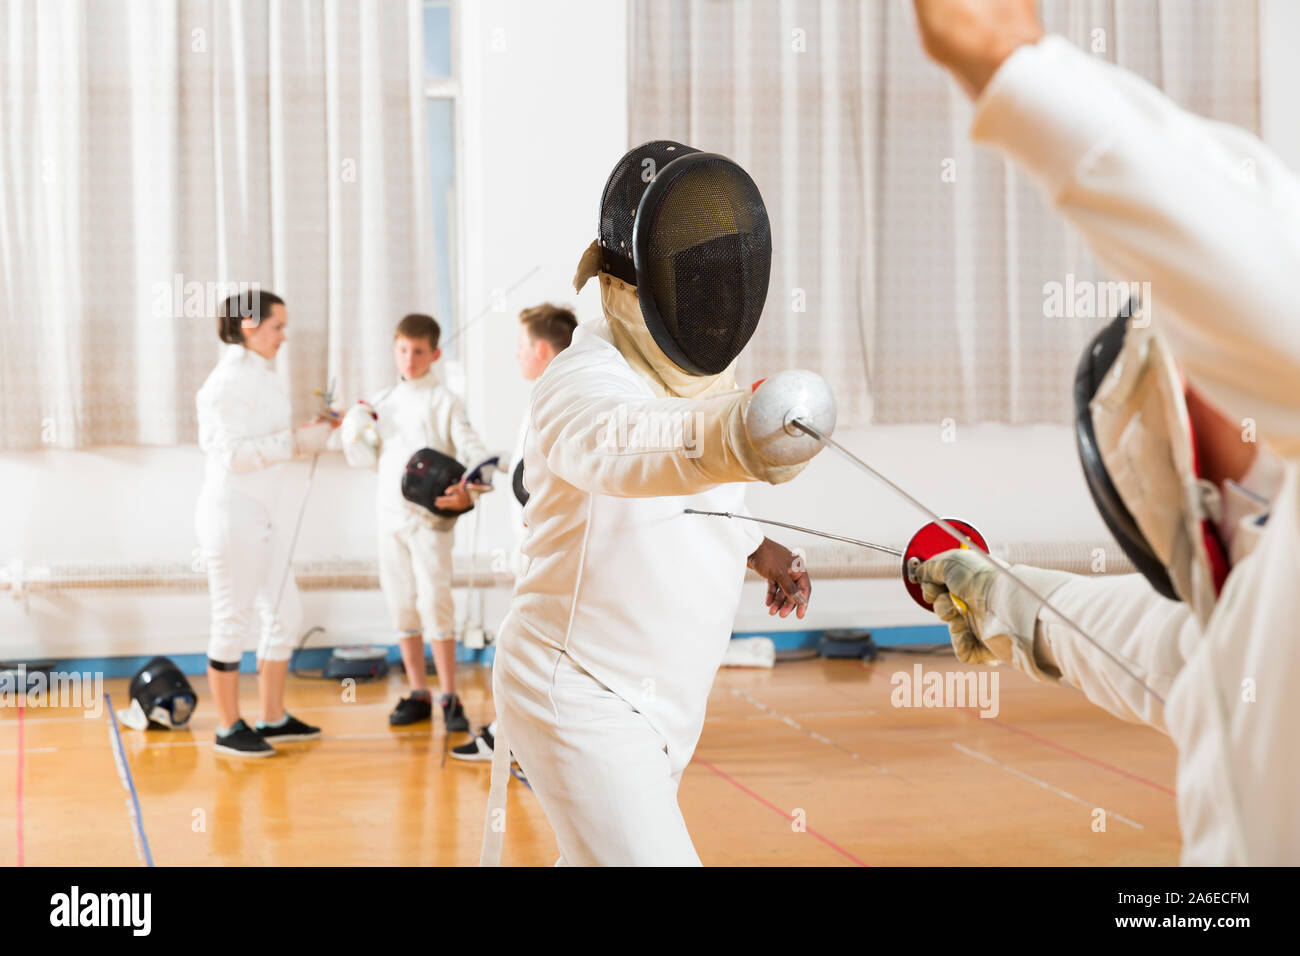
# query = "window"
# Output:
<box><xmin>423</xmin><ymin>0</ymin><xmax>457</xmax><ymax>354</ymax></box>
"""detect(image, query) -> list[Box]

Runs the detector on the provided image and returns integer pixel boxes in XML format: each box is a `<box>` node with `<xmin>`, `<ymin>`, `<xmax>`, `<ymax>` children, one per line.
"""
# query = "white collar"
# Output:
<box><xmin>224</xmin><ymin>342</ymin><xmax>277</xmax><ymax>370</ymax></box>
<box><xmin>398</xmin><ymin>370</ymin><xmax>437</xmax><ymax>390</ymax></box>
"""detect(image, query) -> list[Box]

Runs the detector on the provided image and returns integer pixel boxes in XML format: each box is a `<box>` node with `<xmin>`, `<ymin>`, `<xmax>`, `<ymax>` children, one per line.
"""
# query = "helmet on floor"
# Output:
<box><xmin>116</xmin><ymin>656</ymin><xmax>198</xmax><ymax>730</ymax></box>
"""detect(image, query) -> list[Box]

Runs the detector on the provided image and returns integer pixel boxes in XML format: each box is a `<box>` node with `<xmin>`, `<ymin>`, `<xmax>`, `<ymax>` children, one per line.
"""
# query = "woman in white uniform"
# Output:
<box><xmin>195</xmin><ymin>290</ymin><xmax>337</xmax><ymax>758</ymax></box>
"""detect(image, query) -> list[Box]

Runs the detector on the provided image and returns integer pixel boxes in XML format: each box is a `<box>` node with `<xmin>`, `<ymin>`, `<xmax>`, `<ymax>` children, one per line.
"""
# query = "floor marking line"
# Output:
<box><xmin>695</xmin><ymin>758</ymin><xmax>868</xmax><ymax>866</ymax></box>
<box><xmin>952</xmin><ymin>743</ymin><xmax>1143</xmax><ymax>830</ymax></box>
<box><xmin>961</xmin><ymin>709</ymin><xmax>1175</xmax><ymax>796</ymax></box>
<box><xmin>104</xmin><ymin>694</ymin><xmax>154</xmax><ymax>866</ymax></box>
<box><xmin>726</xmin><ymin>688</ymin><xmax>889</xmax><ymax>773</ymax></box>
<box><xmin>16</xmin><ymin>702</ymin><xmax>24</xmax><ymax>867</ymax></box>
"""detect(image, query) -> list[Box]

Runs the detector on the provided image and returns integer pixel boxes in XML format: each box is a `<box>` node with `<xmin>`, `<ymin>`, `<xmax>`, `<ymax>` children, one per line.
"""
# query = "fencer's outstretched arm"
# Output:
<box><xmin>532</xmin><ymin>346</ymin><xmax>801</xmax><ymax>498</ymax></box>
<box><xmin>1033</xmin><ymin>574</ymin><xmax>1202</xmax><ymax>734</ymax></box>
<box><xmin>198</xmin><ymin>389</ymin><xmax>297</xmax><ymax>473</ymax></box>
<box><xmin>969</xmin><ymin>36</ymin><xmax>1300</xmax><ymax>428</ymax></box>
<box><xmin>919</xmin><ymin>552</ymin><xmax>1199</xmax><ymax>733</ymax></box>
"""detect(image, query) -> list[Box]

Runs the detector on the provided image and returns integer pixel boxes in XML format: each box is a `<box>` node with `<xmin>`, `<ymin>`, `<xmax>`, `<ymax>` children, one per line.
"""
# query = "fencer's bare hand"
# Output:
<box><xmin>747</xmin><ymin>537</ymin><xmax>811</xmax><ymax>620</ymax></box>
<box><xmin>912</xmin><ymin>0</ymin><xmax>1044</xmax><ymax>99</ymax></box>
<box><xmin>434</xmin><ymin>479</ymin><xmax>473</xmax><ymax>513</ymax></box>
<box><xmin>293</xmin><ymin>419</ymin><xmax>333</xmax><ymax>455</ymax></box>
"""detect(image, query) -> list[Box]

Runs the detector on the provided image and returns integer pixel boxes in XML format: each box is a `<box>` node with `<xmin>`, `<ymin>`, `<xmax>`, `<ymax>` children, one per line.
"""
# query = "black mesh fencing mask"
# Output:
<box><xmin>402</xmin><ymin>448</ymin><xmax>469</xmax><ymax>518</ymax></box>
<box><xmin>117</xmin><ymin>656</ymin><xmax>198</xmax><ymax>730</ymax></box>
<box><xmin>599</xmin><ymin>142</ymin><xmax>772</xmax><ymax>376</ymax></box>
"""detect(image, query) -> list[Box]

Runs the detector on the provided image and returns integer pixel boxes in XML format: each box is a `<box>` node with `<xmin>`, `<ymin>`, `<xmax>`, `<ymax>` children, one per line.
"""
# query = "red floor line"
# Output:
<box><xmin>694</xmin><ymin>758</ymin><xmax>868</xmax><ymax>867</ymax></box>
<box><xmin>15</xmin><ymin>701</ymin><xmax>24</xmax><ymax>867</ymax></box>
<box><xmin>963</xmin><ymin>709</ymin><xmax>1176</xmax><ymax>796</ymax></box>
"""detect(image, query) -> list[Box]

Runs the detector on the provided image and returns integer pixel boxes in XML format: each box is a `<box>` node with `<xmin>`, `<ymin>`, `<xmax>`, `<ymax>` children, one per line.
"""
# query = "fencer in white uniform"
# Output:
<box><xmin>451</xmin><ymin>305</ymin><xmax>577</xmax><ymax>763</ymax></box>
<box><xmin>341</xmin><ymin>320</ymin><xmax>492</xmax><ymax>727</ymax></box>
<box><xmin>370</xmin><ymin>372</ymin><xmax>490</xmax><ymax>642</ymax></box>
<box><xmin>911</xmin><ymin>19</ymin><xmax>1300</xmax><ymax>864</ymax></box>
<box><xmin>196</xmin><ymin>291</ymin><xmax>334</xmax><ymax>756</ymax></box>
<box><xmin>483</xmin><ymin>143</ymin><xmax>827</xmax><ymax>866</ymax></box>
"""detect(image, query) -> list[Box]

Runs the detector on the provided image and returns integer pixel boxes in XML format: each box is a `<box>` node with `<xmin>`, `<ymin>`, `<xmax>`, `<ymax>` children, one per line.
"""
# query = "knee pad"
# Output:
<box><xmin>257</xmin><ymin>603</ymin><xmax>301</xmax><ymax>663</ymax></box>
<box><xmin>207</xmin><ymin>624</ymin><xmax>246</xmax><ymax>668</ymax></box>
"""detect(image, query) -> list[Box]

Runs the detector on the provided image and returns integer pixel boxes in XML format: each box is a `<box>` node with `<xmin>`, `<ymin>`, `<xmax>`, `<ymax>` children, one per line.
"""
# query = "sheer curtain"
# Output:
<box><xmin>0</xmin><ymin>0</ymin><xmax>436</xmax><ymax>450</ymax></box>
<box><xmin>629</xmin><ymin>0</ymin><xmax>1260</xmax><ymax>426</ymax></box>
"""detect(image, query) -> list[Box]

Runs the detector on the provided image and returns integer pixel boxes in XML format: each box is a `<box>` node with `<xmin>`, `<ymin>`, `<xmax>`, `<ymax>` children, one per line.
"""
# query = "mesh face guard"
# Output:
<box><xmin>633</xmin><ymin>152</ymin><xmax>772</xmax><ymax>375</ymax></box>
<box><xmin>599</xmin><ymin>140</ymin><xmax>700</xmax><ymax>285</ymax></box>
<box><xmin>402</xmin><ymin>448</ymin><xmax>468</xmax><ymax>518</ymax></box>
<box><xmin>125</xmin><ymin>657</ymin><xmax>198</xmax><ymax>730</ymax></box>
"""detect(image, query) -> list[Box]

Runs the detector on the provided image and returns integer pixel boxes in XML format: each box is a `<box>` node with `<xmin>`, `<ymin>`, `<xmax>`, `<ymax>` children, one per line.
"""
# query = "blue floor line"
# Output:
<box><xmin>104</xmin><ymin>693</ymin><xmax>154</xmax><ymax>867</ymax></box>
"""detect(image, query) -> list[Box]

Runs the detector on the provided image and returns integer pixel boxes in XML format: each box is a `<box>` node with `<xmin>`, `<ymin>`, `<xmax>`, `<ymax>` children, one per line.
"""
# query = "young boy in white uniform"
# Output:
<box><xmin>343</xmin><ymin>314</ymin><xmax>492</xmax><ymax>731</ymax></box>
<box><xmin>452</xmin><ymin>303</ymin><xmax>577</xmax><ymax>763</ymax></box>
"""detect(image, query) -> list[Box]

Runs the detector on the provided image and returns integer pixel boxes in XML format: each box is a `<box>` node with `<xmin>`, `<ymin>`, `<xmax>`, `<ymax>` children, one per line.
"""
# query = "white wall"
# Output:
<box><xmin>0</xmin><ymin>421</ymin><xmax>1108</xmax><ymax>660</ymax></box>
<box><xmin>1260</xmin><ymin>0</ymin><xmax>1300</xmax><ymax>172</ymax></box>
<box><xmin>3</xmin><ymin>1</ymin><xmax>1295</xmax><ymax>663</ymax></box>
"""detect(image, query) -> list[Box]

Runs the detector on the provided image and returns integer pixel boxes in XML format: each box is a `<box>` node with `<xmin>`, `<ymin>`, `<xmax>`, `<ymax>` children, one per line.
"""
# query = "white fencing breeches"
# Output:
<box><xmin>491</xmin><ymin>635</ymin><xmax>700</xmax><ymax>866</ymax></box>
<box><xmin>378</xmin><ymin>521</ymin><xmax>456</xmax><ymax>640</ymax></box>
<box><xmin>196</xmin><ymin>489</ymin><xmax>302</xmax><ymax>665</ymax></box>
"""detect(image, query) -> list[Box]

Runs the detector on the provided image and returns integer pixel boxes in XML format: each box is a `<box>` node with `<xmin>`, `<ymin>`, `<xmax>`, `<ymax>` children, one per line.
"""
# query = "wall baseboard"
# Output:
<box><xmin>11</xmin><ymin>624</ymin><xmax>951</xmax><ymax>679</ymax></box>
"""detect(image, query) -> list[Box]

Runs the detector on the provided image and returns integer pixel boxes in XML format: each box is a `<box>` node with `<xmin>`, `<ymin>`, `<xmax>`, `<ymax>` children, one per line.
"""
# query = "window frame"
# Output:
<box><xmin>422</xmin><ymin>0</ymin><xmax>463</xmax><ymax>361</ymax></box>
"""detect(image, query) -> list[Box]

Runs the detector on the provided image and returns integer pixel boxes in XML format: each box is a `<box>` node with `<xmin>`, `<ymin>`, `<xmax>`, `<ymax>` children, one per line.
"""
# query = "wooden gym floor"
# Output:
<box><xmin>0</xmin><ymin>651</ymin><xmax>1180</xmax><ymax>866</ymax></box>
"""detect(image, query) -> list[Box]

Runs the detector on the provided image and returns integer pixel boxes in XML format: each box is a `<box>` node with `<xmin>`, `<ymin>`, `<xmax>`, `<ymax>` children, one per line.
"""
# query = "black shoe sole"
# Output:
<box><xmin>214</xmin><ymin>742</ymin><xmax>275</xmax><ymax>758</ymax></box>
<box><xmin>258</xmin><ymin>730</ymin><xmax>321</xmax><ymax>743</ymax></box>
<box><xmin>449</xmin><ymin>744</ymin><xmax>492</xmax><ymax>762</ymax></box>
<box><xmin>388</xmin><ymin>713</ymin><xmax>432</xmax><ymax>726</ymax></box>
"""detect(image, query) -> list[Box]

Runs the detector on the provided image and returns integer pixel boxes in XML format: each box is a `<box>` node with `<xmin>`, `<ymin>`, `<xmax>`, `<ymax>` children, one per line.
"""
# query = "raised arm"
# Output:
<box><xmin>531</xmin><ymin>351</ymin><xmax>803</xmax><ymax>498</ymax></box>
<box><xmin>913</xmin><ymin>1</ymin><xmax>1300</xmax><ymax>442</ymax></box>
<box><xmin>970</xmin><ymin>36</ymin><xmax>1300</xmax><ymax>411</ymax></box>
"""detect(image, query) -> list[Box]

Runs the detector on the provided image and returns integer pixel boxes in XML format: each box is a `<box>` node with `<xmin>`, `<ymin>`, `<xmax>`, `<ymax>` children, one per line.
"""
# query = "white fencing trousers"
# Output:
<box><xmin>195</xmin><ymin>489</ymin><xmax>302</xmax><ymax>665</ymax></box>
<box><xmin>482</xmin><ymin>635</ymin><xmax>700</xmax><ymax>867</ymax></box>
<box><xmin>377</xmin><ymin>521</ymin><xmax>456</xmax><ymax>640</ymax></box>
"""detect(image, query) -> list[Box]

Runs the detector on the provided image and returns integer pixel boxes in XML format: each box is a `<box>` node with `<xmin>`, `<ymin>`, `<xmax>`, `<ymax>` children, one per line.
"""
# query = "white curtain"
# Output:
<box><xmin>0</xmin><ymin>0</ymin><xmax>436</xmax><ymax>449</ymax></box>
<box><xmin>629</xmin><ymin>0</ymin><xmax>1260</xmax><ymax>426</ymax></box>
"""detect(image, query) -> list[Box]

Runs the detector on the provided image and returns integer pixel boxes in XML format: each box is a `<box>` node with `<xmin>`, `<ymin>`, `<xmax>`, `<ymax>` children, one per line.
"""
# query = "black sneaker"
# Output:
<box><xmin>389</xmin><ymin>694</ymin><xmax>433</xmax><ymax>726</ymax></box>
<box><xmin>215</xmin><ymin>719</ymin><xmax>275</xmax><ymax>758</ymax></box>
<box><xmin>450</xmin><ymin>722</ymin><xmax>496</xmax><ymax>763</ymax></box>
<box><xmin>254</xmin><ymin>712</ymin><xmax>321</xmax><ymax>743</ymax></box>
<box><xmin>441</xmin><ymin>694</ymin><xmax>469</xmax><ymax>733</ymax></box>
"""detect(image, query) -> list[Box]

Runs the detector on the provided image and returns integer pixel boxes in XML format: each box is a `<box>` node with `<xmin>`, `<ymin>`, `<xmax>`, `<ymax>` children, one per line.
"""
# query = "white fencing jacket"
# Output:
<box><xmin>973</xmin><ymin>36</ymin><xmax>1300</xmax><ymax>864</ymax></box>
<box><xmin>369</xmin><ymin>371</ymin><xmax>490</xmax><ymax>531</ymax></box>
<box><xmin>499</xmin><ymin>318</ymin><xmax>764</xmax><ymax>771</ymax></box>
<box><xmin>196</xmin><ymin>343</ymin><xmax>296</xmax><ymax>513</ymax></box>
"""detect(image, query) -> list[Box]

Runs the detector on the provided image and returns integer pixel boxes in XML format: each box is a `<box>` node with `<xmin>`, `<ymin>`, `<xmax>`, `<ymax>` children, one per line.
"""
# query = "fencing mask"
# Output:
<box><xmin>116</xmin><ymin>656</ymin><xmax>198</xmax><ymax>731</ymax></box>
<box><xmin>1074</xmin><ymin>309</ymin><xmax>1230</xmax><ymax>625</ymax></box>
<box><xmin>511</xmin><ymin>459</ymin><xmax>529</xmax><ymax>507</ymax></box>
<box><xmin>402</xmin><ymin>448</ymin><xmax>471</xmax><ymax>519</ymax></box>
<box><xmin>576</xmin><ymin>140</ymin><xmax>772</xmax><ymax>378</ymax></box>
